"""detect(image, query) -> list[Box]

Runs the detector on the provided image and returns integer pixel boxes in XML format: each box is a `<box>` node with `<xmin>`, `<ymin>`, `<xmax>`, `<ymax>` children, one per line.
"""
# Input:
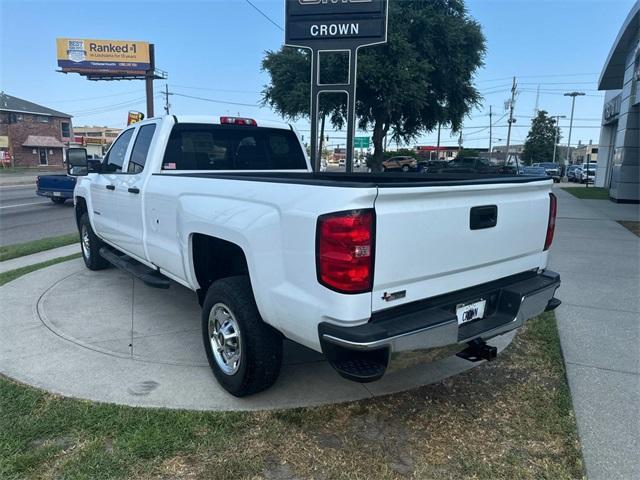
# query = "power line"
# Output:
<box><xmin>69</xmin><ymin>97</ymin><xmax>147</xmax><ymax>115</ymax></box>
<box><xmin>476</xmin><ymin>72</ymin><xmax>599</xmax><ymax>83</ymax></box>
<box><xmin>171</xmin><ymin>92</ymin><xmax>260</xmax><ymax>107</ymax></box>
<box><xmin>171</xmin><ymin>84</ymin><xmax>261</xmax><ymax>95</ymax></box>
<box><xmin>244</xmin><ymin>0</ymin><xmax>284</xmax><ymax>31</ymax></box>
<box><xmin>47</xmin><ymin>89</ymin><xmax>142</xmax><ymax>103</ymax></box>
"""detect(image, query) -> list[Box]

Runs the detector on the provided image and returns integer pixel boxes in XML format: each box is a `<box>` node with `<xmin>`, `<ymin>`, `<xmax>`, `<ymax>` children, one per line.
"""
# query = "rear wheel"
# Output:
<box><xmin>79</xmin><ymin>213</ymin><xmax>109</xmax><ymax>270</ymax></box>
<box><xmin>201</xmin><ymin>276</ymin><xmax>282</xmax><ymax>397</ymax></box>
<box><xmin>402</xmin><ymin>165</ymin><xmax>410</xmax><ymax>172</ymax></box>
<box><xmin>51</xmin><ymin>197</ymin><xmax>66</xmax><ymax>205</ymax></box>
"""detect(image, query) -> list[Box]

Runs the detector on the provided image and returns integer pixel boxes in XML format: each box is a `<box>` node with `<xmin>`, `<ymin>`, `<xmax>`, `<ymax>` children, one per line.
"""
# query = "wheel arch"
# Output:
<box><xmin>190</xmin><ymin>233</ymin><xmax>251</xmax><ymax>305</ymax></box>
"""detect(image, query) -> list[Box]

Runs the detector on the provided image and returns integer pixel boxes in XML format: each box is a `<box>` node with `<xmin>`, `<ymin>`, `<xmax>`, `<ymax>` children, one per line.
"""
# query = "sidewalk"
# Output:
<box><xmin>549</xmin><ymin>188</ymin><xmax>639</xmax><ymax>480</ymax></box>
<box><xmin>0</xmin><ymin>244</ymin><xmax>79</xmax><ymax>274</ymax></box>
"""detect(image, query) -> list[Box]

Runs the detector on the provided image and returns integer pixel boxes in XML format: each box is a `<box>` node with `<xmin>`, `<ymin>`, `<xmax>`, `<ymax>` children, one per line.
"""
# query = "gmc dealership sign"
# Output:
<box><xmin>285</xmin><ymin>0</ymin><xmax>388</xmax><ymax>49</ymax></box>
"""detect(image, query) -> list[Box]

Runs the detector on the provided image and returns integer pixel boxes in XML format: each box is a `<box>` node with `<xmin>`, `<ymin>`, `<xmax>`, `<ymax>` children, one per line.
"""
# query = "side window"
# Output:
<box><xmin>103</xmin><ymin>129</ymin><xmax>134</xmax><ymax>173</ymax></box>
<box><xmin>128</xmin><ymin>124</ymin><xmax>156</xmax><ymax>174</ymax></box>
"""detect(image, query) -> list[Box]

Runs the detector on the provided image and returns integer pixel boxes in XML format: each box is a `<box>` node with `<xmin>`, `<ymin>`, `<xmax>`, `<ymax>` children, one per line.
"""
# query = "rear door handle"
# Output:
<box><xmin>470</xmin><ymin>205</ymin><xmax>498</xmax><ymax>230</ymax></box>
<box><xmin>106</xmin><ymin>184</ymin><xmax>115</xmax><ymax>191</ymax></box>
<box><xmin>128</xmin><ymin>187</ymin><xmax>140</xmax><ymax>194</ymax></box>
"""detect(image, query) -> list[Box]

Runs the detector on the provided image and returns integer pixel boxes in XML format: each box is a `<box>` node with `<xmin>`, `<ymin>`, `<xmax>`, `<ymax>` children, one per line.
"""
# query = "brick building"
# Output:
<box><xmin>0</xmin><ymin>92</ymin><xmax>73</xmax><ymax>168</ymax></box>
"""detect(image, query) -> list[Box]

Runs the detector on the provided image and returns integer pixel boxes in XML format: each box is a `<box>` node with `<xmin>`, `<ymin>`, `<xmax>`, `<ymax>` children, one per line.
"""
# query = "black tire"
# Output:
<box><xmin>51</xmin><ymin>197</ymin><xmax>66</xmax><ymax>205</ymax></box>
<box><xmin>79</xmin><ymin>213</ymin><xmax>109</xmax><ymax>270</ymax></box>
<box><xmin>201</xmin><ymin>276</ymin><xmax>282</xmax><ymax>397</ymax></box>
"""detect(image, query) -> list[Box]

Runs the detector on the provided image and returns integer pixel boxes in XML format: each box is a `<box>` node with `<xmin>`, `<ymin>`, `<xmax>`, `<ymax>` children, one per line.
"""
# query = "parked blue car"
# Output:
<box><xmin>36</xmin><ymin>173</ymin><xmax>77</xmax><ymax>204</ymax></box>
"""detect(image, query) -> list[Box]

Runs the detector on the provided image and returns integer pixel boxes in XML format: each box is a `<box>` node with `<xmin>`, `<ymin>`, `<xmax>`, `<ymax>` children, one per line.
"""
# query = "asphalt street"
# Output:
<box><xmin>0</xmin><ymin>185</ymin><xmax>77</xmax><ymax>246</ymax></box>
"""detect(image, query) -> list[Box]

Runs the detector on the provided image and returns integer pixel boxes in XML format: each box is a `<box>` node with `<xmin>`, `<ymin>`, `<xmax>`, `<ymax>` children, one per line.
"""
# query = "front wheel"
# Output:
<box><xmin>402</xmin><ymin>165</ymin><xmax>410</xmax><ymax>172</ymax></box>
<box><xmin>201</xmin><ymin>276</ymin><xmax>282</xmax><ymax>397</ymax></box>
<box><xmin>79</xmin><ymin>213</ymin><xmax>109</xmax><ymax>270</ymax></box>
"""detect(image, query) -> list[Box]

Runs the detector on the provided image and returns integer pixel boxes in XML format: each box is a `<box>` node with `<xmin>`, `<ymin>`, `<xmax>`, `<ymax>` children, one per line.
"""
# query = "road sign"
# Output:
<box><xmin>354</xmin><ymin>136</ymin><xmax>370</xmax><ymax>148</ymax></box>
<box><xmin>285</xmin><ymin>0</ymin><xmax>388</xmax><ymax>50</ymax></box>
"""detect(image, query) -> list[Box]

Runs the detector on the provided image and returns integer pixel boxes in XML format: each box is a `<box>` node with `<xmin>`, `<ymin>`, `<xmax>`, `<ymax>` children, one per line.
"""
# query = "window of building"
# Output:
<box><xmin>102</xmin><ymin>129</ymin><xmax>134</xmax><ymax>173</ymax></box>
<box><xmin>61</xmin><ymin>122</ymin><xmax>71</xmax><ymax>138</ymax></box>
<box><xmin>591</xmin><ymin>148</ymin><xmax>599</xmax><ymax>154</ymax></box>
<box><xmin>87</xmin><ymin>132</ymin><xmax>102</xmax><ymax>137</ymax></box>
<box><xmin>36</xmin><ymin>115</ymin><xmax>49</xmax><ymax>123</ymax></box>
<box><xmin>127</xmin><ymin>125</ymin><xmax>156</xmax><ymax>174</ymax></box>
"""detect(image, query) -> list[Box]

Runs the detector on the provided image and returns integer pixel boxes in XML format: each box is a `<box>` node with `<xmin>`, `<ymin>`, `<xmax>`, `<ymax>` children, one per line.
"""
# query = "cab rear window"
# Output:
<box><xmin>162</xmin><ymin>124</ymin><xmax>306</xmax><ymax>171</ymax></box>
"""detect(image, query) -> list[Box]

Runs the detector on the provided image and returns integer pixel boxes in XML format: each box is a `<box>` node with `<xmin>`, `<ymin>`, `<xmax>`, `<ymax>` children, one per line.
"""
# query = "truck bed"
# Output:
<box><xmin>158</xmin><ymin>171</ymin><xmax>550</xmax><ymax>188</ymax></box>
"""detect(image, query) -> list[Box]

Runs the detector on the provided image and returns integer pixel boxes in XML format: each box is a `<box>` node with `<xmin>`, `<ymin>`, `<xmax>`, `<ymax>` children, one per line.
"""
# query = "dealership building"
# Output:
<box><xmin>596</xmin><ymin>1</ymin><xmax>639</xmax><ymax>202</ymax></box>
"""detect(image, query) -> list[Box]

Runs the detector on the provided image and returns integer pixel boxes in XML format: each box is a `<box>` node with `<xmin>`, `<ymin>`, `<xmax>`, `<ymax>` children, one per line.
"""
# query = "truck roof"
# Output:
<box><xmin>139</xmin><ymin>115</ymin><xmax>294</xmax><ymax>131</ymax></box>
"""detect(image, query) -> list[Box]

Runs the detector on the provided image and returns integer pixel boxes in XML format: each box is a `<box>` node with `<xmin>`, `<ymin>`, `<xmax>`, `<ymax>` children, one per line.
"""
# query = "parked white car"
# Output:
<box><xmin>67</xmin><ymin>115</ymin><xmax>561</xmax><ymax>396</ymax></box>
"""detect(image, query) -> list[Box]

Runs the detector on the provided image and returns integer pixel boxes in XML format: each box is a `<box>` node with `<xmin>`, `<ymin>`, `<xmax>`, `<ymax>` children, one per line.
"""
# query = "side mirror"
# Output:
<box><xmin>66</xmin><ymin>148</ymin><xmax>88</xmax><ymax>176</ymax></box>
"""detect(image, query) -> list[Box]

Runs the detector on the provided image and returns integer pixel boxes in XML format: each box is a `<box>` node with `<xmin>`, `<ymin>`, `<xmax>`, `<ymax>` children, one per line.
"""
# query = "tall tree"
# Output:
<box><xmin>261</xmin><ymin>0</ymin><xmax>486</xmax><ymax>171</ymax></box>
<box><xmin>522</xmin><ymin>111</ymin><xmax>561</xmax><ymax>165</ymax></box>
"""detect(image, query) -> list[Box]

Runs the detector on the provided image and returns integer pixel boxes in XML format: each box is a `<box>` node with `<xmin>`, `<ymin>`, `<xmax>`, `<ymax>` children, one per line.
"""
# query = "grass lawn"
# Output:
<box><xmin>0</xmin><ymin>304</ymin><xmax>585</xmax><ymax>479</ymax></box>
<box><xmin>0</xmin><ymin>234</ymin><xmax>79</xmax><ymax>262</ymax></box>
<box><xmin>561</xmin><ymin>187</ymin><xmax>610</xmax><ymax>200</ymax></box>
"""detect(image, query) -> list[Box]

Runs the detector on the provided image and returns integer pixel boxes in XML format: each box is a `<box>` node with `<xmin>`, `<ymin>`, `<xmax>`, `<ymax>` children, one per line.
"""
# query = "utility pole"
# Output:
<box><xmin>163</xmin><ymin>84</ymin><xmax>173</xmax><ymax>115</ymax></box>
<box><xmin>436</xmin><ymin>122</ymin><xmax>441</xmax><ymax>160</ymax></box>
<box><xmin>564</xmin><ymin>92</ymin><xmax>585</xmax><ymax>181</ymax></box>
<box><xmin>505</xmin><ymin>77</ymin><xmax>517</xmax><ymax>167</ymax></box>
<box><xmin>488</xmin><ymin>105</ymin><xmax>493</xmax><ymax>161</ymax></box>
<box><xmin>551</xmin><ymin>115</ymin><xmax>567</xmax><ymax>165</ymax></box>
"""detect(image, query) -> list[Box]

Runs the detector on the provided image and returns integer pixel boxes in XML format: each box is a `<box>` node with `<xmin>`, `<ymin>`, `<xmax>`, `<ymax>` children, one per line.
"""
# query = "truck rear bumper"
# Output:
<box><xmin>319</xmin><ymin>270</ymin><xmax>561</xmax><ymax>382</ymax></box>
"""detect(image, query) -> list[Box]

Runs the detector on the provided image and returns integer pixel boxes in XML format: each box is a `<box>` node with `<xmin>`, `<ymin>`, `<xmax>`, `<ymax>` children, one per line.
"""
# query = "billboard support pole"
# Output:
<box><xmin>145</xmin><ymin>44</ymin><xmax>155</xmax><ymax>118</ymax></box>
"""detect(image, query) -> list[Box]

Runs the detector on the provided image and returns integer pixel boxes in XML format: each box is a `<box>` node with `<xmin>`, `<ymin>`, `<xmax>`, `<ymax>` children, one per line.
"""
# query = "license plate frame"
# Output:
<box><xmin>53</xmin><ymin>191</ymin><xmax>62</xmax><ymax>197</ymax></box>
<box><xmin>456</xmin><ymin>299</ymin><xmax>487</xmax><ymax>325</ymax></box>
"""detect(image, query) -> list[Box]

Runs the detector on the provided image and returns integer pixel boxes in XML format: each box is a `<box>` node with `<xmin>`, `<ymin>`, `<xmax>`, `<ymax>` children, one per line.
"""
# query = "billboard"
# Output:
<box><xmin>285</xmin><ymin>0</ymin><xmax>388</xmax><ymax>50</ymax></box>
<box><xmin>56</xmin><ymin>38</ymin><xmax>150</xmax><ymax>74</ymax></box>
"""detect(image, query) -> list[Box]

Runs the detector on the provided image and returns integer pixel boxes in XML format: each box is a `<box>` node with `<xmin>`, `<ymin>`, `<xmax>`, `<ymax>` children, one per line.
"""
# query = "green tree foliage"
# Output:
<box><xmin>261</xmin><ymin>0</ymin><xmax>486</xmax><ymax>171</ymax></box>
<box><xmin>457</xmin><ymin>148</ymin><xmax>480</xmax><ymax>158</ymax></box>
<box><xmin>523</xmin><ymin>111</ymin><xmax>562</xmax><ymax>165</ymax></box>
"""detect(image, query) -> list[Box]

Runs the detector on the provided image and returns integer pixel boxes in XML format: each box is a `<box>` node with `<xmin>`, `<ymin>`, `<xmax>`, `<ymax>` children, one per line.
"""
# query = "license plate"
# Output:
<box><xmin>53</xmin><ymin>192</ymin><xmax>61</xmax><ymax>197</ymax></box>
<box><xmin>456</xmin><ymin>299</ymin><xmax>486</xmax><ymax>325</ymax></box>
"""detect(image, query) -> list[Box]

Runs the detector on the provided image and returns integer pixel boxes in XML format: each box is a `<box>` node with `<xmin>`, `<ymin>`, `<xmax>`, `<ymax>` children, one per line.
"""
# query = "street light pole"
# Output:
<box><xmin>564</xmin><ymin>92</ymin><xmax>585</xmax><ymax>179</ymax></box>
<box><xmin>551</xmin><ymin>115</ymin><xmax>567</xmax><ymax>166</ymax></box>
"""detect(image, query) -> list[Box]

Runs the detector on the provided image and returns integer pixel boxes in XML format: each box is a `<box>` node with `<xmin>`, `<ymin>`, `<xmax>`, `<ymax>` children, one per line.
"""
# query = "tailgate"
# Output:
<box><xmin>372</xmin><ymin>180</ymin><xmax>552</xmax><ymax>312</ymax></box>
<box><xmin>38</xmin><ymin>175</ymin><xmax>75</xmax><ymax>191</ymax></box>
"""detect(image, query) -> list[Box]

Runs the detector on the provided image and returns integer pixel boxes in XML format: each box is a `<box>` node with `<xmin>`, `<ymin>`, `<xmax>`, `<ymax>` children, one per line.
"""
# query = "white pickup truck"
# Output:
<box><xmin>67</xmin><ymin>115</ymin><xmax>561</xmax><ymax>397</ymax></box>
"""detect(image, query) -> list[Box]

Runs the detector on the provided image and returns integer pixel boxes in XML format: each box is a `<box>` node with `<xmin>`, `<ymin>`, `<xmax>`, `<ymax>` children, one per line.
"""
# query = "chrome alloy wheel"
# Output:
<box><xmin>81</xmin><ymin>224</ymin><xmax>90</xmax><ymax>259</ymax></box>
<box><xmin>208</xmin><ymin>303</ymin><xmax>242</xmax><ymax>375</ymax></box>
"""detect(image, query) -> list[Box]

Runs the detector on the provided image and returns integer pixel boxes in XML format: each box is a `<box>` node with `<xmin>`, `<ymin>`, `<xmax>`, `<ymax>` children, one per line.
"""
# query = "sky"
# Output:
<box><xmin>0</xmin><ymin>0</ymin><xmax>636</xmax><ymax>150</ymax></box>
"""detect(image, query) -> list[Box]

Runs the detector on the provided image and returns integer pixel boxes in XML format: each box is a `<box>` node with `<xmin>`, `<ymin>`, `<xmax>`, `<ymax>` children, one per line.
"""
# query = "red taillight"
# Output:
<box><xmin>317</xmin><ymin>209</ymin><xmax>375</xmax><ymax>294</ymax></box>
<box><xmin>544</xmin><ymin>193</ymin><xmax>557</xmax><ymax>251</ymax></box>
<box><xmin>220</xmin><ymin>116</ymin><xmax>257</xmax><ymax>126</ymax></box>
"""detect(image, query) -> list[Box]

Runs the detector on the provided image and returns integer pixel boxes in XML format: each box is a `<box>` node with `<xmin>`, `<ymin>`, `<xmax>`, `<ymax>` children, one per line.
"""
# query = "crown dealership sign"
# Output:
<box><xmin>284</xmin><ymin>0</ymin><xmax>388</xmax><ymax>173</ymax></box>
<box><xmin>285</xmin><ymin>0</ymin><xmax>388</xmax><ymax>49</ymax></box>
